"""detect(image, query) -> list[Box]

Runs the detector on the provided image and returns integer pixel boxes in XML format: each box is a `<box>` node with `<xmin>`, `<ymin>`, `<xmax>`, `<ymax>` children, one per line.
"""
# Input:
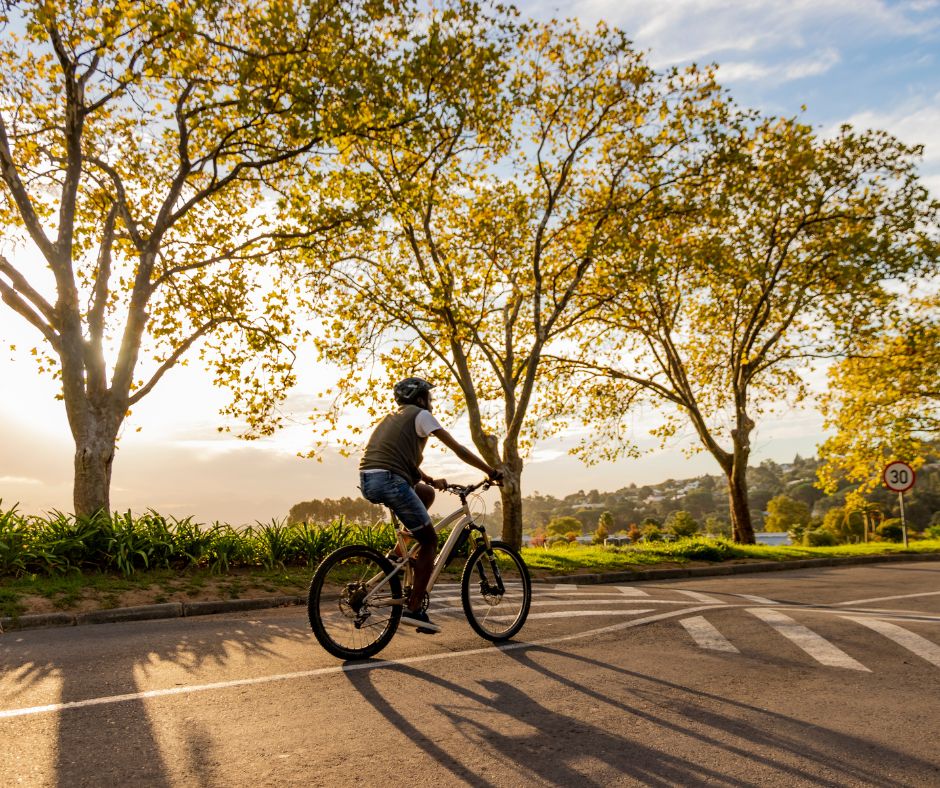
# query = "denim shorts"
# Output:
<box><xmin>359</xmin><ymin>470</ymin><xmax>432</xmax><ymax>534</ymax></box>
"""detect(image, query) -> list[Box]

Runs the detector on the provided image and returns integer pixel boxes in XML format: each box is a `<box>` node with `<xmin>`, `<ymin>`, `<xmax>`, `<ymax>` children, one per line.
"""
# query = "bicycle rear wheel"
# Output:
<box><xmin>461</xmin><ymin>540</ymin><xmax>531</xmax><ymax>641</ymax></box>
<box><xmin>308</xmin><ymin>545</ymin><xmax>402</xmax><ymax>660</ymax></box>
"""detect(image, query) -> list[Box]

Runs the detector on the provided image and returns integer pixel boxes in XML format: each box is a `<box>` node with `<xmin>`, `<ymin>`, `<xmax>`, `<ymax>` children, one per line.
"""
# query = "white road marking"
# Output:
<box><xmin>733</xmin><ymin>594</ymin><xmax>776</xmax><ymax>605</ymax></box>
<box><xmin>432</xmin><ymin>598</ymin><xmax>693</xmax><ymax>612</ymax></box>
<box><xmin>502</xmin><ymin>609</ymin><xmax>655</xmax><ymax>622</ymax></box>
<box><xmin>554</xmin><ymin>584</ymin><xmax>577</xmax><ymax>591</ymax></box>
<box><xmin>680</xmin><ymin>616</ymin><xmax>739</xmax><ymax>653</ymax></box>
<box><xmin>748</xmin><ymin>608</ymin><xmax>870</xmax><ymax>672</ymax></box>
<box><xmin>834</xmin><ymin>590</ymin><xmax>940</xmax><ymax>607</ymax></box>
<box><xmin>673</xmin><ymin>590</ymin><xmax>723</xmax><ymax>604</ymax></box>
<box><xmin>846</xmin><ymin>617</ymin><xmax>940</xmax><ymax>668</ymax></box>
<box><xmin>0</xmin><ymin>604</ymin><xmax>722</xmax><ymax>720</ymax></box>
<box><xmin>616</xmin><ymin>586</ymin><xmax>649</xmax><ymax>597</ymax></box>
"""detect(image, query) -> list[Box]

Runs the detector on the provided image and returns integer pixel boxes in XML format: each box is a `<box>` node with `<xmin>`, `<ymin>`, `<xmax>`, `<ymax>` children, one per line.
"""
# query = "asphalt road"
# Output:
<box><xmin>2</xmin><ymin>561</ymin><xmax>939</xmax><ymax>787</ymax></box>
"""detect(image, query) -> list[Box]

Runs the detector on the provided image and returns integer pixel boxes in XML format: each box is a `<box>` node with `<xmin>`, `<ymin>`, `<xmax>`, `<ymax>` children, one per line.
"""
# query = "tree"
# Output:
<box><xmin>764</xmin><ymin>494</ymin><xmax>810</xmax><ymax>533</ymax></box>
<box><xmin>0</xmin><ymin>0</ymin><xmax>415</xmax><ymax>515</ymax></box>
<box><xmin>818</xmin><ymin>293</ymin><xmax>940</xmax><ymax>497</ymax></box>
<box><xmin>307</xmin><ymin>20</ymin><xmax>722</xmax><ymax>548</ymax></box>
<box><xmin>568</xmin><ymin>115</ymin><xmax>938</xmax><ymax>543</ymax></box>
<box><xmin>547</xmin><ymin>515</ymin><xmax>582</xmax><ymax>538</ymax></box>
<box><xmin>594</xmin><ymin>511</ymin><xmax>613</xmax><ymax>544</ymax></box>
<box><xmin>664</xmin><ymin>510</ymin><xmax>698</xmax><ymax>538</ymax></box>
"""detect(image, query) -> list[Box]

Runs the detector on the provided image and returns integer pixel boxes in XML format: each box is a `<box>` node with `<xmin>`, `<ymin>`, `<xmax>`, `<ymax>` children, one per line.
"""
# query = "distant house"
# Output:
<box><xmin>575</xmin><ymin>535</ymin><xmax>594</xmax><ymax>545</ymax></box>
<box><xmin>604</xmin><ymin>536</ymin><xmax>632</xmax><ymax>546</ymax></box>
<box><xmin>755</xmin><ymin>532</ymin><xmax>791</xmax><ymax>546</ymax></box>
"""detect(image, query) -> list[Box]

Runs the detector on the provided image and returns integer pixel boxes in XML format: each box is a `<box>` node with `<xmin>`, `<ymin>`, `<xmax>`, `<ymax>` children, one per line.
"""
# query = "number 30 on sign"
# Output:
<box><xmin>883</xmin><ymin>461</ymin><xmax>915</xmax><ymax>492</ymax></box>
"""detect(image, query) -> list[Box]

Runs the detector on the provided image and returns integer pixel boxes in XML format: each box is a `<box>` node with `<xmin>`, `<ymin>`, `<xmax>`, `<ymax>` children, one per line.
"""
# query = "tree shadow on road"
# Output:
<box><xmin>0</xmin><ymin>609</ymin><xmax>313</xmax><ymax>786</ymax></box>
<box><xmin>344</xmin><ymin>642</ymin><xmax>938</xmax><ymax>787</ymax></box>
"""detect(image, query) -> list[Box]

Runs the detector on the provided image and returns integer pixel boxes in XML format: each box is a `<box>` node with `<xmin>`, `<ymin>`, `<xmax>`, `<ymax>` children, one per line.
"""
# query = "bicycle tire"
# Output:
<box><xmin>308</xmin><ymin>545</ymin><xmax>402</xmax><ymax>660</ymax></box>
<box><xmin>461</xmin><ymin>540</ymin><xmax>531</xmax><ymax>641</ymax></box>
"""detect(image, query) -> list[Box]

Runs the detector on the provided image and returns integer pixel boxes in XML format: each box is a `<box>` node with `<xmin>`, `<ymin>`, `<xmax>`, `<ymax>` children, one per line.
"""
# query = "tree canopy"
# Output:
<box><xmin>303</xmin><ymin>19</ymin><xmax>723</xmax><ymax>548</ymax></box>
<box><xmin>818</xmin><ymin>293</ymin><xmax>940</xmax><ymax>496</ymax></box>
<box><xmin>0</xmin><ymin>0</ymin><xmax>457</xmax><ymax>514</ymax></box>
<box><xmin>564</xmin><ymin>115</ymin><xmax>939</xmax><ymax>542</ymax></box>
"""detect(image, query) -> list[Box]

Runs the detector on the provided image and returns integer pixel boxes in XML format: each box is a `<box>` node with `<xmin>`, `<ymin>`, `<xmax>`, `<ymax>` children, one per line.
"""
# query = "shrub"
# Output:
<box><xmin>926</xmin><ymin>524</ymin><xmax>940</xmax><ymax>540</ymax></box>
<box><xmin>876</xmin><ymin>519</ymin><xmax>904</xmax><ymax>543</ymax></box>
<box><xmin>804</xmin><ymin>528</ymin><xmax>837</xmax><ymax>547</ymax></box>
<box><xmin>547</xmin><ymin>516</ymin><xmax>582</xmax><ymax>538</ymax></box>
<box><xmin>664</xmin><ymin>511</ymin><xmax>699</xmax><ymax>538</ymax></box>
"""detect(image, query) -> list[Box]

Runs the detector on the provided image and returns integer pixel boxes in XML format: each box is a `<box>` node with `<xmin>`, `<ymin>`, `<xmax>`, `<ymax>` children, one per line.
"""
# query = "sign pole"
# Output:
<box><xmin>898</xmin><ymin>491</ymin><xmax>908</xmax><ymax>548</ymax></box>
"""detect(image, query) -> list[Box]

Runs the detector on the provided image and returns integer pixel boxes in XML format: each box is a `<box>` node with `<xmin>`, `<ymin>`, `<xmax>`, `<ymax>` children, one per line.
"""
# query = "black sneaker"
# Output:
<box><xmin>401</xmin><ymin>608</ymin><xmax>441</xmax><ymax>634</ymax></box>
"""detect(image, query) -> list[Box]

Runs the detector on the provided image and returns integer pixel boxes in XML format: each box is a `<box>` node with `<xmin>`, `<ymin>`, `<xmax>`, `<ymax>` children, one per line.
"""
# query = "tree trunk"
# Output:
<box><xmin>72</xmin><ymin>410</ymin><xmax>121</xmax><ymax>518</ymax></box>
<box><xmin>726</xmin><ymin>418</ymin><xmax>756</xmax><ymax>543</ymax></box>
<box><xmin>726</xmin><ymin>462</ymin><xmax>755</xmax><ymax>544</ymax></box>
<box><xmin>498</xmin><ymin>453</ymin><xmax>524</xmax><ymax>550</ymax></box>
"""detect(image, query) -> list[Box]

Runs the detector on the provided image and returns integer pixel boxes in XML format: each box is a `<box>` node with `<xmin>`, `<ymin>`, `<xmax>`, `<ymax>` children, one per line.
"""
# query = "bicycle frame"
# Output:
<box><xmin>362</xmin><ymin>487</ymin><xmax>492</xmax><ymax>606</ymax></box>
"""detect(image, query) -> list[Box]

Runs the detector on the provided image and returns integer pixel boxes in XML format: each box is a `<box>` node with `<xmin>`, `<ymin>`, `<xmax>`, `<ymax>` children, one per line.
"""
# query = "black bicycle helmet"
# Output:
<box><xmin>394</xmin><ymin>376</ymin><xmax>434</xmax><ymax>405</ymax></box>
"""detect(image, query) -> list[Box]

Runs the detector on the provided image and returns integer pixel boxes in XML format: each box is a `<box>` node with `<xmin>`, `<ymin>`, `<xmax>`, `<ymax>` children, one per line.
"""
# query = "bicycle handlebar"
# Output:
<box><xmin>445</xmin><ymin>477</ymin><xmax>500</xmax><ymax>497</ymax></box>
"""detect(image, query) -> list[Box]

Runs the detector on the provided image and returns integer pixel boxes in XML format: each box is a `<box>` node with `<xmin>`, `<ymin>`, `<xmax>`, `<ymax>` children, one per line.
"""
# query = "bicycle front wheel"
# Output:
<box><xmin>308</xmin><ymin>545</ymin><xmax>402</xmax><ymax>660</ymax></box>
<box><xmin>461</xmin><ymin>540</ymin><xmax>531</xmax><ymax>641</ymax></box>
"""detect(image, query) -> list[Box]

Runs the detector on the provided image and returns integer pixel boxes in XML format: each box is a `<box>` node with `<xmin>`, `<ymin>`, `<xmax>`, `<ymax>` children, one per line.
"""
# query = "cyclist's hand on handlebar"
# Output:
<box><xmin>430</xmin><ymin>477</ymin><xmax>448</xmax><ymax>491</ymax></box>
<box><xmin>487</xmin><ymin>468</ymin><xmax>504</xmax><ymax>485</ymax></box>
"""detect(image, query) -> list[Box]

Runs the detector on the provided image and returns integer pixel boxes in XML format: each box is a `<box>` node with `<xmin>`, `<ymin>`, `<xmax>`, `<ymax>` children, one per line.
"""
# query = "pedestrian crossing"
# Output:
<box><xmin>427</xmin><ymin>582</ymin><xmax>940</xmax><ymax>674</ymax></box>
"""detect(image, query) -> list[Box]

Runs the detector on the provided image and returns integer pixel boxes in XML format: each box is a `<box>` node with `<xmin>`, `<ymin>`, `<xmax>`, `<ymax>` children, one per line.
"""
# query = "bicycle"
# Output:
<box><xmin>307</xmin><ymin>478</ymin><xmax>532</xmax><ymax>660</ymax></box>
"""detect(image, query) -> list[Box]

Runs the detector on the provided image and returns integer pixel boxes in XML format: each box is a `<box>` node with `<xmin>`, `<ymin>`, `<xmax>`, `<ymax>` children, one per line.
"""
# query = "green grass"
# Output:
<box><xmin>521</xmin><ymin>538</ymin><xmax>940</xmax><ymax>574</ymax></box>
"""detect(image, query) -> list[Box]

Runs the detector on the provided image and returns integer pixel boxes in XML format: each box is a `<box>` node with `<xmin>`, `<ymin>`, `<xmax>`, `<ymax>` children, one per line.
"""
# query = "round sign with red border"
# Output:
<box><xmin>883</xmin><ymin>461</ymin><xmax>915</xmax><ymax>492</ymax></box>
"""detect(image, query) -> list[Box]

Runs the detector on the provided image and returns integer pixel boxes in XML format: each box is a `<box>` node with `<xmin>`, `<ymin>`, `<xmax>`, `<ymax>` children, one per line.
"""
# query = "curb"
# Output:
<box><xmin>2</xmin><ymin>552</ymin><xmax>938</xmax><ymax>632</ymax></box>
<box><xmin>1</xmin><ymin>595</ymin><xmax>305</xmax><ymax>633</ymax></box>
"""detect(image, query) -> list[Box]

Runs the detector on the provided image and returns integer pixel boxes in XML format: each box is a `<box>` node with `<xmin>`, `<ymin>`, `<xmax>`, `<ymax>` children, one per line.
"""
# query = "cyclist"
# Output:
<box><xmin>359</xmin><ymin>377</ymin><xmax>502</xmax><ymax>634</ymax></box>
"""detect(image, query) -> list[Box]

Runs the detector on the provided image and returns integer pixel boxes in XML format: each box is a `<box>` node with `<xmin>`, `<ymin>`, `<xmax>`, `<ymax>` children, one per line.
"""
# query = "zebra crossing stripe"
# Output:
<box><xmin>680</xmin><ymin>616</ymin><xmax>739</xmax><ymax>653</ymax></box>
<box><xmin>846</xmin><ymin>617</ymin><xmax>940</xmax><ymax>668</ymax></box>
<box><xmin>748</xmin><ymin>608</ymin><xmax>870</xmax><ymax>671</ymax></box>
<box><xmin>616</xmin><ymin>586</ymin><xmax>649</xmax><ymax>597</ymax></box>
<box><xmin>674</xmin><ymin>590</ymin><xmax>723</xmax><ymax>604</ymax></box>
<box><xmin>733</xmin><ymin>594</ymin><xmax>776</xmax><ymax>605</ymax></box>
<box><xmin>554</xmin><ymin>584</ymin><xmax>577</xmax><ymax>591</ymax></box>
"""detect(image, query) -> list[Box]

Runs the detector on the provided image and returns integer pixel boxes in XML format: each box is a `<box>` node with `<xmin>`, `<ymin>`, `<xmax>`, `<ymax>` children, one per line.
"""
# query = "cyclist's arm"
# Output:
<box><xmin>430</xmin><ymin>428</ymin><xmax>499</xmax><ymax>478</ymax></box>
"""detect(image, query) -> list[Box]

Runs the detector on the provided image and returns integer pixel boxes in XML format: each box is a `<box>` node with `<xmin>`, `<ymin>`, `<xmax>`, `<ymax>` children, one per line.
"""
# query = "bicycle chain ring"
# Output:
<box><xmin>402</xmin><ymin>586</ymin><xmax>430</xmax><ymax>613</ymax></box>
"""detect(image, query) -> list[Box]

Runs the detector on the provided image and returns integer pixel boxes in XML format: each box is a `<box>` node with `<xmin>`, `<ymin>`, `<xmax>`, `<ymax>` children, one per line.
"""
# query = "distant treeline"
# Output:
<box><xmin>287</xmin><ymin>497</ymin><xmax>385</xmax><ymax>524</ymax></box>
<box><xmin>286</xmin><ymin>453</ymin><xmax>940</xmax><ymax>531</ymax></box>
<box><xmin>490</xmin><ymin>454</ymin><xmax>940</xmax><ymax>534</ymax></box>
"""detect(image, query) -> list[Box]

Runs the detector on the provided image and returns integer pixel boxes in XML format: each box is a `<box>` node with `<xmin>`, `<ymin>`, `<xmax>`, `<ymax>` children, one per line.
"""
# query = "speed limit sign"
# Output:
<box><xmin>883</xmin><ymin>461</ymin><xmax>915</xmax><ymax>492</ymax></box>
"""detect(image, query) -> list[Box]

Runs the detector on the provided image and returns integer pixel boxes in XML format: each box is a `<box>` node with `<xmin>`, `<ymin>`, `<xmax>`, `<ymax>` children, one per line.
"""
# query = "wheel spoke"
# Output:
<box><xmin>308</xmin><ymin>546</ymin><xmax>402</xmax><ymax>659</ymax></box>
<box><xmin>461</xmin><ymin>542</ymin><xmax>531</xmax><ymax>641</ymax></box>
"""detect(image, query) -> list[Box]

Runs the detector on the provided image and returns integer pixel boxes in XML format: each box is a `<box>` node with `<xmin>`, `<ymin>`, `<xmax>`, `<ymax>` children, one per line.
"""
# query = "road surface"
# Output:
<box><xmin>2</xmin><ymin>561</ymin><xmax>939</xmax><ymax>786</ymax></box>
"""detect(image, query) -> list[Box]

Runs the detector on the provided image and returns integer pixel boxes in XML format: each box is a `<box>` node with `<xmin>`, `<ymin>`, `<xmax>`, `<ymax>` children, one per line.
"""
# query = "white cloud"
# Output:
<box><xmin>0</xmin><ymin>475</ymin><xmax>41</xmax><ymax>485</ymax></box>
<box><xmin>521</xmin><ymin>0</ymin><xmax>935</xmax><ymax>66</ymax></box>
<box><xmin>718</xmin><ymin>48</ymin><xmax>841</xmax><ymax>84</ymax></box>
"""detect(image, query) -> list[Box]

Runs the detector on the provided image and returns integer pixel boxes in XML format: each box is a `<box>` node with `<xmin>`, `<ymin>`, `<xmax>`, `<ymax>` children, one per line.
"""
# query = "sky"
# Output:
<box><xmin>1</xmin><ymin>0</ymin><xmax>938</xmax><ymax>522</ymax></box>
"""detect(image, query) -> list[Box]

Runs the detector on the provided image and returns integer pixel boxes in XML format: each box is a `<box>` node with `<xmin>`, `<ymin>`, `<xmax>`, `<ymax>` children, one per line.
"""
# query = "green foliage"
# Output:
<box><xmin>764</xmin><ymin>495</ymin><xmax>811</xmax><ymax>532</ymax></box>
<box><xmin>641</xmin><ymin>524</ymin><xmax>664</xmax><ymax>542</ymax></box>
<box><xmin>804</xmin><ymin>529</ymin><xmax>838</xmax><ymax>547</ymax></box>
<box><xmin>927</xmin><ymin>524</ymin><xmax>940</xmax><ymax>540</ymax></box>
<box><xmin>0</xmin><ymin>504</ymin><xmax>404</xmax><ymax>578</ymax></box>
<box><xmin>876</xmin><ymin>519</ymin><xmax>904</xmax><ymax>543</ymax></box>
<box><xmin>664</xmin><ymin>510</ymin><xmax>699</xmax><ymax>538</ymax></box>
<box><xmin>547</xmin><ymin>516</ymin><xmax>583</xmax><ymax>538</ymax></box>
